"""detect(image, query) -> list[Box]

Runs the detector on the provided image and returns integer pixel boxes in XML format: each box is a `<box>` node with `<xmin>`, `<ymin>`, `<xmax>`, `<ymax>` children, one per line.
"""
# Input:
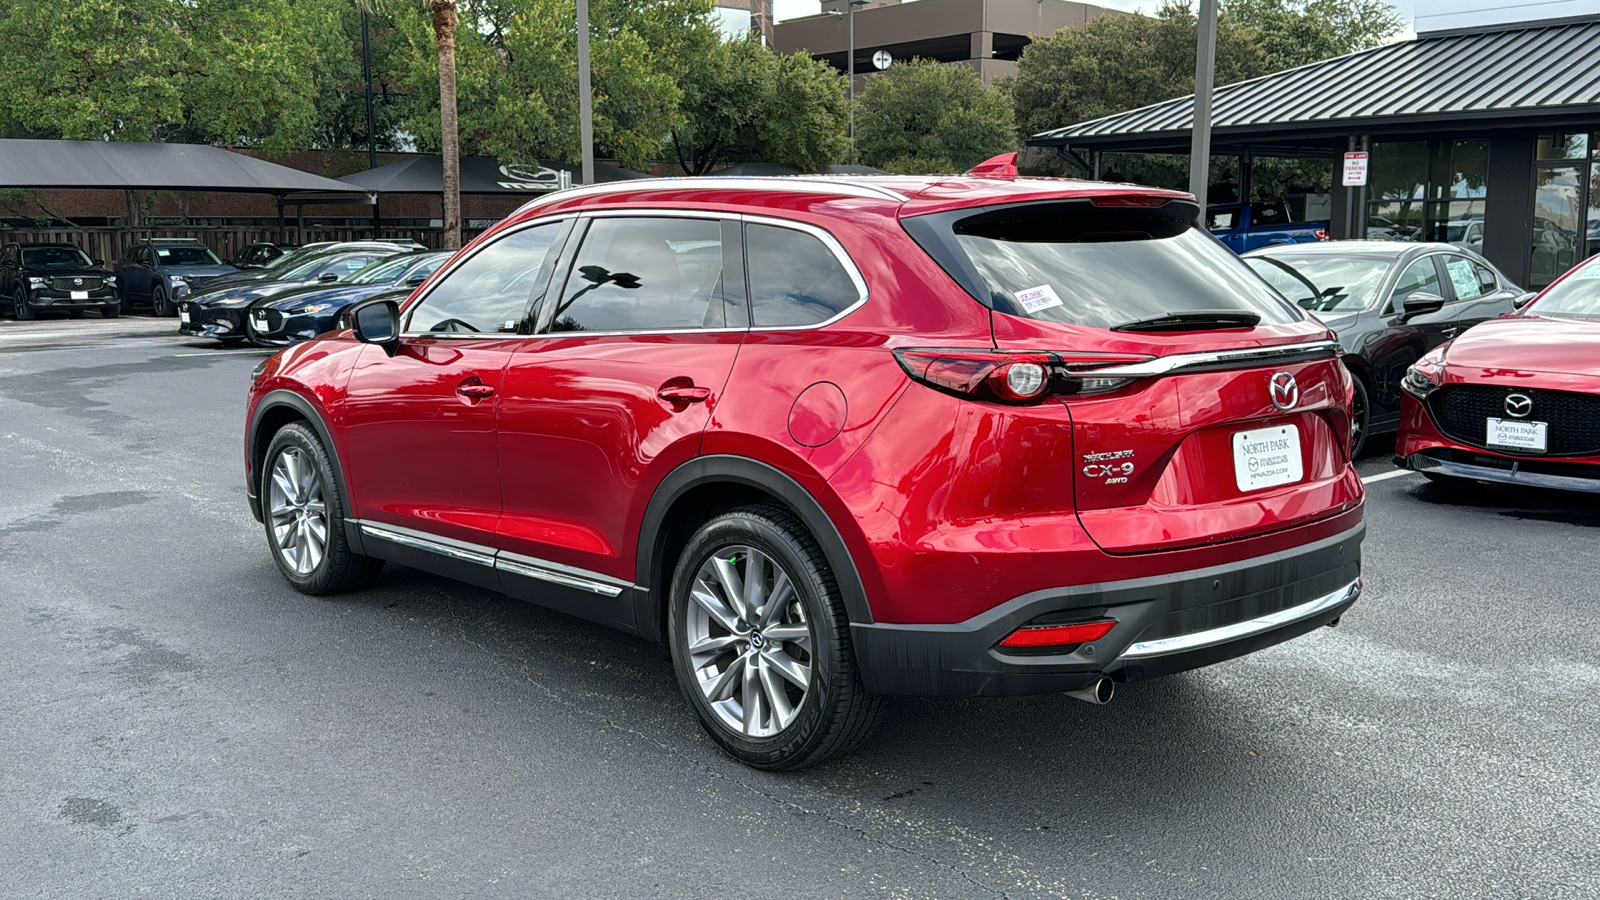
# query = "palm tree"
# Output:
<box><xmin>429</xmin><ymin>0</ymin><xmax>462</xmax><ymax>249</ymax></box>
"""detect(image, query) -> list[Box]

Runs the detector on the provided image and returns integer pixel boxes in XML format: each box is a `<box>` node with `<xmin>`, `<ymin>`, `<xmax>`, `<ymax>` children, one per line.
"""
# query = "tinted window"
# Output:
<box><xmin>318</xmin><ymin>255</ymin><xmax>383</xmax><ymax>280</ymax></box>
<box><xmin>153</xmin><ymin>245</ymin><xmax>220</xmax><ymax>265</ymax></box>
<box><xmin>348</xmin><ymin>255</ymin><xmax>416</xmax><ymax>285</ymax></box>
<box><xmin>1443</xmin><ymin>255</ymin><xmax>1487</xmax><ymax>301</ymax></box>
<box><xmin>1245</xmin><ymin>255</ymin><xmax>1391</xmax><ymax>313</ymax></box>
<box><xmin>745</xmin><ymin>223</ymin><xmax>860</xmax><ymax>327</ymax></box>
<box><xmin>22</xmin><ymin>246</ymin><xmax>93</xmax><ymax>268</ymax></box>
<box><xmin>1388</xmin><ymin>258</ymin><xmax>1443</xmax><ymax>314</ymax></box>
<box><xmin>405</xmin><ymin>222</ymin><xmax>561</xmax><ymax>334</ymax></box>
<box><xmin>546</xmin><ymin>217</ymin><xmax>724</xmax><ymax>333</ymax></box>
<box><xmin>932</xmin><ymin>205</ymin><xmax>1298</xmax><ymax>329</ymax></box>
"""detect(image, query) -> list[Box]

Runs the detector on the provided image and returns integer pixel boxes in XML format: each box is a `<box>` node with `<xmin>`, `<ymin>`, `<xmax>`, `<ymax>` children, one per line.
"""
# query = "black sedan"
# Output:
<box><xmin>1244</xmin><ymin>241</ymin><xmax>1528</xmax><ymax>455</ymax></box>
<box><xmin>246</xmin><ymin>251</ymin><xmax>450</xmax><ymax>346</ymax></box>
<box><xmin>178</xmin><ymin>249</ymin><xmax>402</xmax><ymax>343</ymax></box>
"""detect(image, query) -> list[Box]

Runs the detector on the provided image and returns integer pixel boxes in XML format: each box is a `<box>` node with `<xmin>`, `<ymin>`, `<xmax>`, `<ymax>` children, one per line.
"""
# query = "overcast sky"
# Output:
<box><xmin>773</xmin><ymin>0</ymin><xmax>1417</xmax><ymax>32</ymax></box>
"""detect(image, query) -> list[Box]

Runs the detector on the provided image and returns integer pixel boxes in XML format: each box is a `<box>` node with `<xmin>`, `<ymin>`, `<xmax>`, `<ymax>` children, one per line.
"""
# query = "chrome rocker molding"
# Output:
<box><xmin>352</xmin><ymin>519</ymin><xmax>633</xmax><ymax>597</ymax></box>
<box><xmin>1403</xmin><ymin>453</ymin><xmax>1600</xmax><ymax>494</ymax></box>
<box><xmin>1119</xmin><ymin>578</ymin><xmax>1362</xmax><ymax>660</ymax></box>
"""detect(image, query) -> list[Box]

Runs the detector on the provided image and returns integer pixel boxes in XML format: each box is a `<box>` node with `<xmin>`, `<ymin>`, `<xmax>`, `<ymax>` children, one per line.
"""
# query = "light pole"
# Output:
<box><xmin>1189</xmin><ymin>0</ymin><xmax>1218</xmax><ymax>204</ymax></box>
<box><xmin>827</xmin><ymin>0</ymin><xmax>870</xmax><ymax>145</ymax></box>
<box><xmin>577</xmin><ymin>0</ymin><xmax>595</xmax><ymax>186</ymax></box>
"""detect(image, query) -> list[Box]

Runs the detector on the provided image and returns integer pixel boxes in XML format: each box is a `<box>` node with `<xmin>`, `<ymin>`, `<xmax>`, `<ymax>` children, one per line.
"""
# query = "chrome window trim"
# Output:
<box><xmin>1119</xmin><ymin>579</ymin><xmax>1360</xmax><ymax>659</ymax></box>
<box><xmin>356</xmin><ymin>520</ymin><xmax>497</xmax><ymax>568</ymax></box>
<box><xmin>513</xmin><ymin>177</ymin><xmax>908</xmax><ymax>215</ymax></box>
<box><xmin>1087</xmin><ymin>339</ymin><xmax>1342</xmax><ymax>378</ymax></box>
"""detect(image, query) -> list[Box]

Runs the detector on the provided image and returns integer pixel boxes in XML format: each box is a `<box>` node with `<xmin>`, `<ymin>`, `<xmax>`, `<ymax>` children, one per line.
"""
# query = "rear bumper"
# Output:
<box><xmin>851</xmin><ymin>521</ymin><xmax>1364</xmax><ymax>697</ymax></box>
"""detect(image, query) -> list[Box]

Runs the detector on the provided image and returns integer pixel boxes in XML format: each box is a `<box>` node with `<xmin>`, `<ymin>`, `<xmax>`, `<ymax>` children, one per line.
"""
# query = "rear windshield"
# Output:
<box><xmin>905</xmin><ymin>200</ymin><xmax>1301</xmax><ymax>330</ymax></box>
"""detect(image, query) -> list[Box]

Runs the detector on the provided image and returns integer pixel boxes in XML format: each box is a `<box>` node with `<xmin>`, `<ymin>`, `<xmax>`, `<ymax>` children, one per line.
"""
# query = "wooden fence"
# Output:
<box><xmin>0</xmin><ymin>225</ymin><xmax>487</xmax><ymax>264</ymax></box>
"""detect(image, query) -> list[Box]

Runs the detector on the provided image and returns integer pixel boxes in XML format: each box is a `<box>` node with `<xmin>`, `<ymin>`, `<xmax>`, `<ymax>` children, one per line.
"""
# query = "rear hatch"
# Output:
<box><xmin>902</xmin><ymin>195</ymin><xmax>1361</xmax><ymax>554</ymax></box>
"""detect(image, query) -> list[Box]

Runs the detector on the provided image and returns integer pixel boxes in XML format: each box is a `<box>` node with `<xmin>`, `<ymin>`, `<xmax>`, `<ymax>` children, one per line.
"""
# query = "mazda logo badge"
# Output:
<box><xmin>1270</xmin><ymin>372</ymin><xmax>1299</xmax><ymax>410</ymax></box>
<box><xmin>1504</xmin><ymin>393</ymin><xmax>1533</xmax><ymax>418</ymax></box>
<box><xmin>73</xmin><ymin>278</ymin><xmax>83</xmax><ymax>286</ymax></box>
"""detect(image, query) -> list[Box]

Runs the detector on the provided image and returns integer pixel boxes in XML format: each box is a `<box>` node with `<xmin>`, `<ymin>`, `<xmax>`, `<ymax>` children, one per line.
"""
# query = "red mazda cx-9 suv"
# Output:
<box><xmin>244</xmin><ymin>174</ymin><xmax>1365</xmax><ymax>769</ymax></box>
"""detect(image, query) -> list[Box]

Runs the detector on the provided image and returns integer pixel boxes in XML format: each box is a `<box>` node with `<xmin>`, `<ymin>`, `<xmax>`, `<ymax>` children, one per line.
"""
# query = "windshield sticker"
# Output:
<box><xmin>1015</xmin><ymin>284</ymin><xmax>1064</xmax><ymax>314</ymax></box>
<box><xmin>156</xmin><ymin>249</ymin><xmax>171</xmax><ymax>257</ymax></box>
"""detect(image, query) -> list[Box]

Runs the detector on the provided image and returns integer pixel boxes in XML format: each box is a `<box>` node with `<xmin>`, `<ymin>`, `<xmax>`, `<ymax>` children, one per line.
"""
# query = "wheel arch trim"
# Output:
<box><xmin>635</xmin><ymin>455</ymin><xmax>875</xmax><ymax>643</ymax></box>
<box><xmin>246</xmin><ymin>389</ymin><xmax>350</xmax><ymax>531</ymax></box>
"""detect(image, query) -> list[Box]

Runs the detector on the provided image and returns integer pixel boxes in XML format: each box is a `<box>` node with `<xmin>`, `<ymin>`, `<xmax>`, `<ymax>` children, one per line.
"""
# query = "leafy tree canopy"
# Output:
<box><xmin>854</xmin><ymin>59</ymin><xmax>1017</xmax><ymax>175</ymax></box>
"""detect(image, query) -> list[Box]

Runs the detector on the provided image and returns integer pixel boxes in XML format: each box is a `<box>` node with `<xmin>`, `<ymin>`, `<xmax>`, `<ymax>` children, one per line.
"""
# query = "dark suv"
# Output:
<box><xmin>246</xmin><ymin>175</ymin><xmax>1365</xmax><ymax>769</ymax></box>
<box><xmin>0</xmin><ymin>242</ymin><xmax>120</xmax><ymax>319</ymax></box>
<box><xmin>114</xmin><ymin>239</ymin><xmax>237</xmax><ymax>316</ymax></box>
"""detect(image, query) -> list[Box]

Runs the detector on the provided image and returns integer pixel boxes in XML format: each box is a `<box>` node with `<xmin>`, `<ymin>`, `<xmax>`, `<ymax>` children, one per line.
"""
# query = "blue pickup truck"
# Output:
<box><xmin>1207</xmin><ymin>201</ymin><xmax>1328</xmax><ymax>253</ymax></box>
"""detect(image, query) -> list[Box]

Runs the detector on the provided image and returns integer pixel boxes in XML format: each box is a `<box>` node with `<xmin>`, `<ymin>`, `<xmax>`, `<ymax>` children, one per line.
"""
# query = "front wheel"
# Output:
<box><xmin>262</xmin><ymin>422</ymin><xmax>383</xmax><ymax>594</ymax></box>
<box><xmin>101</xmin><ymin>304</ymin><xmax>120</xmax><ymax>319</ymax></box>
<box><xmin>668</xmin><ymin>506</ymin><xmax>882</xmax><ymax>770</ymax></box>
<box><xmin>151</xmin><ymin>285</ymin><xmax>171</xmax><ymax>317</ymax></box>
<box><xmin>14</xmin><ymin>290</ymin><xmax>34</xmax><ymax>321</ymax></box>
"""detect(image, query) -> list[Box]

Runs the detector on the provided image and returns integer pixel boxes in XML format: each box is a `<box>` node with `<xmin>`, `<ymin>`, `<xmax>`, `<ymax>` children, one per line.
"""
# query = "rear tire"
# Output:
<box><xmin>261</xmin><ymin>422</ymin><xmax>383</xmax><ymax>595</ymax></box>
<box><xmin>668</xmin><ymin>505</ymin><xmax>882</xmax><ymax>770</ymax></box>
<box><xmin>1349</xmin><ymin>372</ymin><xmax>1371</xmax><ymax>458</ymax></box>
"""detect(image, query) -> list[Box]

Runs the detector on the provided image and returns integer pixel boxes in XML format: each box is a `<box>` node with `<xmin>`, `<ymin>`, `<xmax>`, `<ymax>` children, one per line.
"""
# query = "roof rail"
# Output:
<box><xmin>515</xmin><ymin>176</ymin><xmax>909</xmax><ymax>214</ymax></box>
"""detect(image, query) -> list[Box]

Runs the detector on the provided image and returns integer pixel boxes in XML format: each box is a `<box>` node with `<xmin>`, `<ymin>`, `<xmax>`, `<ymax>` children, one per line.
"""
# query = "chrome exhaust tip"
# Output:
<box><xmin>1066</xmin><ymin>676</ymin><xmax>1115</xmax><ymax>705</ymax></box>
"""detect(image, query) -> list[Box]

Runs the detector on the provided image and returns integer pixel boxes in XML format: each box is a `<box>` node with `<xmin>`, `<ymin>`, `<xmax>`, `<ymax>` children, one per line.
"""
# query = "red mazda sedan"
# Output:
<box><xmin>244</xmin><ymin>174</ymin><xmax>1365</xmax><ymax>769</ymax></box>
<box><xmin>1396</xmin><ymin>254</ymin><xmax>1600</xmax><ymax>492</ymax></box>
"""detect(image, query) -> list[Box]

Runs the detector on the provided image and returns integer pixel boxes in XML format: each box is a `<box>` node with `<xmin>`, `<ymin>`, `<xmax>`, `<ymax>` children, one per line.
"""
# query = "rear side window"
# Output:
<box><xmin>745</xmin><ymin>223</ymin><xmax>862</xmax><ymax>327</ymax></box>
<box><xmin>906</xmin><ymin>201</ymin><xmax>1300</xmax><ymax>330</ymax></box>
<box><xmin>546</xmin><ymin>216</ymin><xmax>725</xmax><ymax>333</ymax></box>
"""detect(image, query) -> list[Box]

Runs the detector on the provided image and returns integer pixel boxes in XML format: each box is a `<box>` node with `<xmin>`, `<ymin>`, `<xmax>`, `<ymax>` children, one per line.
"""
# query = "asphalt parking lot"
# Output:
<box><xmin>2</xmin><ymin>316</ymin><xmax>1596</xmax><ymax>899</ymax></box>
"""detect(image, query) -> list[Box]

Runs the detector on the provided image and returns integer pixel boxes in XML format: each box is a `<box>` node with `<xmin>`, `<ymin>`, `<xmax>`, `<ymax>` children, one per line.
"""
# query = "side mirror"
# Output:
<box><xmin>90</xmin><ymin>259</ymin><xmax>102</xmax><ymax>267</ymax></box>
<box><xmin>1401</xmin><ymin>291</ymin><xmax>1446</xmax><ymax>318</ymax></box>
<box><xmin>351</xmin><ymin>299</ymin><xmax>401</xmax><ymax>355</ymax></box>
<box><xmin>318</xmin><ymin>272</ymin><xmax>341</xmax><ymax>283</ymax></box>
<box><xmin>1513</xmin><ymin>292</ymin><xmax>1536</xmax><ymax>310</ymax></box>
<box><xmin>404</xmin><ymin>273</ymin><xmax>430</xmax><ymax>286</ymax></box>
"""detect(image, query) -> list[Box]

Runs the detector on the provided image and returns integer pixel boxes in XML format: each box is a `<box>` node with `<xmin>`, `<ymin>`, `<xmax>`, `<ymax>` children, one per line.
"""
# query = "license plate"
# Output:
<box><xmin>253</xmin><ymin>315</ymin><xmax>268</xmax><ymax>328</ymax></box>
<box><xmin>179</xmin><ymin>310</ymin><xmax>191</xmax><ymax>323</ymax></box>
<box><xmin>70</xmin><ymin>290</ymin><xmax>88</xmax><ymax>300</ymax></box>
<box><xmin>1486</xmin><ymin>417</ymin><xmax>1547</xmax><ymax>452</ymax></box>
<box><xmin>1233</xmin><ymin>424</ymin><xmax>1303</xmax><ymax>492</ymax></box>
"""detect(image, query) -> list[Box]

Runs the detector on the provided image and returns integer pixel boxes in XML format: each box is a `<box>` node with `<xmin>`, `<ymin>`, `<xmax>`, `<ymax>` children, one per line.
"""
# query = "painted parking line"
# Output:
<box><xmin>1361</xmin><ymin>468</ymin><xmax>1420</xmax><ymax>485</ymax></box>
<box><xmin>170</xmin><ymin>350</ymin><xmax>275</xmax><ymax>357</ymax></box>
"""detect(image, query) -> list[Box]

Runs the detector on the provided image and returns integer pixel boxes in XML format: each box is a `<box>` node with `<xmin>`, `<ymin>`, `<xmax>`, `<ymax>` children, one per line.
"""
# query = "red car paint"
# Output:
<box><xmin>1395</xmin><ymin>259</ymin><xmax>1600</xmax><ymax>489</ymax></box>
<box><xmin>246</xmin><ymin>175</ymin><xmax>1365</xmax><ymax>696</ymax></box>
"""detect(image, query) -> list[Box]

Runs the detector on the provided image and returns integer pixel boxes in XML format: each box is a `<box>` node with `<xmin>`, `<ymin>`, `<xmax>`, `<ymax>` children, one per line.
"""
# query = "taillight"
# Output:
<box><xmin>1091</xmin><ymin>195</ymin><xmax>1175</xmax><ymax>207</ymax></box>
<box><xmin>893</xmin><ymin>348</ymin><xmax>1152</xmax><ymax>404</ymax></box>
<box><xmin>998</xmin><ymin>620</ymin><xmax>1116</xmax><ymax>650</ymax></box>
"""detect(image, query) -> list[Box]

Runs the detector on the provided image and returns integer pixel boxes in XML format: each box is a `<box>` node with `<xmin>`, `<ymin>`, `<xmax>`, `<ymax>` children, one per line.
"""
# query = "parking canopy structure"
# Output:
<box><xmin>0</xmin><ymin>138</ymin><xmax>362</xmax><ymax>194</ymax></box>
<box><xmin>337</xmin><ymin>155</ymin><xmax>647</xmax><ymax>195</ymax></box>
<box><xmin>1029</xmin><ymin>13</ymin><xmax>1600</xmax><ymax>289</ymax></box>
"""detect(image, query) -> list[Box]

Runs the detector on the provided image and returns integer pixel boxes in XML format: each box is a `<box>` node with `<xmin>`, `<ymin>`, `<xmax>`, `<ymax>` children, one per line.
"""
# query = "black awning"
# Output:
<box><xmin>1031</xmin><ymin>18</ymin><xmax>1600</xmax><ymax>152</ymax></box>
<box><xmin>338</xmin><ymin>156</ymin><xmax>649</xmax><ymax>194</ymax></box>
<box><xmin>0</xmin><ymin>139</ymin><xmax>361</xmax><ymax>193</ymax></box>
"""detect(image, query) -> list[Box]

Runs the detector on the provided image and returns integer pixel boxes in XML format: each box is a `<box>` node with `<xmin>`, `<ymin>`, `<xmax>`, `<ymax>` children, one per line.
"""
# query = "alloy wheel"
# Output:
<box><xmin>267</xmin><ymin>447</ymin><xmax>329</xmax><ymax>576</ymax></box>
<box><xmin>685</xmin><ymin>545</ymin><xmax>814</xmax><ymax>738</ymax></box>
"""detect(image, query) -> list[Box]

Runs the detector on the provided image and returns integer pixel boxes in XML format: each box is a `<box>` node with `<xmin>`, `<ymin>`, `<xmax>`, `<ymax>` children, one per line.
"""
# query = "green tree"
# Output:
<box><xmin>669</xmin><ymin>37</ymin><xmax>849</xmax><ymax>175</ymax></box>
<box><xmin>1228</xmin><ymin>0</ymin><xmax>1403</xmax><ymax>70</ymax></box>
<box><xmin>854</xmin><ymin>59</ymin><xmax>1017</xmax><ymax>175</ymax></box>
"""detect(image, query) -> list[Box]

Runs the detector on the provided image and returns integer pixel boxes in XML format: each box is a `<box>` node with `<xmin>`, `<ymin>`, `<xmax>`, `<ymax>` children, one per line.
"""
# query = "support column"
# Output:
<box><xmin>1484</xmin><ymin>132</ymin><xmax>1536</xmax><ymax>287</ymax></box>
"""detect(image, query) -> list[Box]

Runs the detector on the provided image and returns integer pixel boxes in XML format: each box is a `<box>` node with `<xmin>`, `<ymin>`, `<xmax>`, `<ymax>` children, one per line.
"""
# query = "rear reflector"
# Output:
<box><xmin>998</xmin><ymin>620</ymin><xmax>1116</xmax><ymax>649</ymax></box>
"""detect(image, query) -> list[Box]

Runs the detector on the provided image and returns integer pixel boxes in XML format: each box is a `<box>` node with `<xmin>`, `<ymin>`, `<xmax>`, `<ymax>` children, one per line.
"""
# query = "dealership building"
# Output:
<box><xmin>1030</xmin><ymin>0</ymin><xmax>1600</xmax><ymax>289</ymax></box>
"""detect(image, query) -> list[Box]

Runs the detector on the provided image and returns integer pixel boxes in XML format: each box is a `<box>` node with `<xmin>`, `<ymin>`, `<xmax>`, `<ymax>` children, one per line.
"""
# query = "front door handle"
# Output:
<box><xmin>658</xmin><ymin>385</ymin><xmax>712</xmax><ymax>403</ymax></box>
<box><xmin>456</xmin><ymin>382</ymin><xmax>496</xmax><ymax>401</ymax></box>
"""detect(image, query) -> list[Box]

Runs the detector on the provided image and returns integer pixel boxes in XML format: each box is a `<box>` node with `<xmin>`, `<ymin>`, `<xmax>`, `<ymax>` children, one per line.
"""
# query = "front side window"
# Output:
<box><xmin>1387</xmin><ymin>257</ymin><xmax>1443</xmax><ymax>314</ymax></box>
<box><xmin>545</xmin><ymin>217</ymin><xmax>725</xmax><ymax>333</ymax></box>
<box><xmin>405</xmin><ymin>222</ymin><xmax>561</xmax><ymax>334</ymax></box>
<box><xmin>745</xmin><ymin>223</ymin><xmax>861</xmax><ymax>327</ymax></box>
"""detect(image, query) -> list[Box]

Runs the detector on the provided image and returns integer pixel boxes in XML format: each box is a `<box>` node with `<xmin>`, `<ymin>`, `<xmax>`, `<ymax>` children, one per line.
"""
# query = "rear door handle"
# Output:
<box><xmin>456</xmin><ymin>382</ymin><xmax>496</xmax><ymax>400</ymax></box>
<box><xmin>658</xmin><ymin>386</ymin><xmax>712</xmax><ymax>403</ymax></box>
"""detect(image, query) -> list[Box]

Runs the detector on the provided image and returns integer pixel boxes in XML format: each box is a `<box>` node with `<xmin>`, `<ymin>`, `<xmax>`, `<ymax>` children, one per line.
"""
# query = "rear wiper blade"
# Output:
<box><xmin>1111</xmin><ymin>310</ymin><xmax>1262</xmax><ymax>332</ymax></box>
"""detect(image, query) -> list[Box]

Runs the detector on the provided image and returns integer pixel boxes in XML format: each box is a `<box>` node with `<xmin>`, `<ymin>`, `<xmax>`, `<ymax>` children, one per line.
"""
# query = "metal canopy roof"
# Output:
<box><xmin>337</xmin><ymin>155</ymin><xmax>647</xmax><ymax>194</ymax></box>
<box><xmin>0</xmin><ymin>139</ymin><xmax>360</xmax><ymax>193</ymax></box>
<box><xmin>1031</xmin><ymin>18</ymin><xmax>1600</xmax><ymax>151</ymax></box>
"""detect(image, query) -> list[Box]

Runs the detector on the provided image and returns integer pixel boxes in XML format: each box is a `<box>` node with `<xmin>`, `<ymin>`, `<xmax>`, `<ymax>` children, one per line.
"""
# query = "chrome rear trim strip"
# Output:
<box><xmin>1119</xmin><ymin>578</ymin><xmax>1360</xmax><ymax>660</ymax></box>
<box><xmin>1091</xmin><ymin>340</ymin><xmax>1341</xmax><ymax>379</ymax></box>
<box><xmin>357</xmin><ymin>520</ymin><xmax>497</xmax><ymax>567</ymax></box>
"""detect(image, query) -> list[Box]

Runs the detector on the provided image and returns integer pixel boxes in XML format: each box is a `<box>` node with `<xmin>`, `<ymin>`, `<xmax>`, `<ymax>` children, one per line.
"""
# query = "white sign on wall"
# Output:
<box><xmin>1342</xmin><ymin>152</ymin><xmax>1369</xmax><ymax>187</ymax></box>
